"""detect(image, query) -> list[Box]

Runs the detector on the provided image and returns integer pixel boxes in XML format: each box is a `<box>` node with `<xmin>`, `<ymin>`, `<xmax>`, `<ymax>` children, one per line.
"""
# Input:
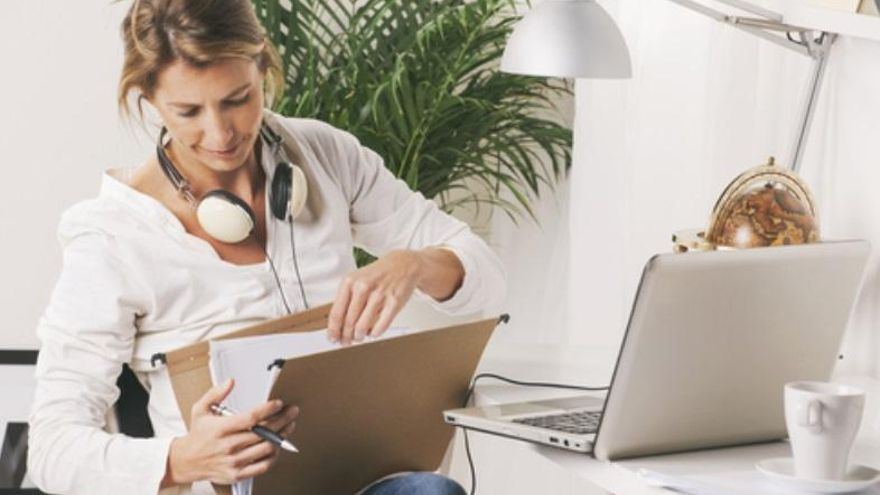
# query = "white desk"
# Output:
<box><xmin>541</xmin><ymin>438</ymin><xmax>880</xmax><ymax>494</ymax></box>
<box><xmin>448</xmin><ymin>366</ymin><xmax>880</xmax><ymax>495</ymax></box>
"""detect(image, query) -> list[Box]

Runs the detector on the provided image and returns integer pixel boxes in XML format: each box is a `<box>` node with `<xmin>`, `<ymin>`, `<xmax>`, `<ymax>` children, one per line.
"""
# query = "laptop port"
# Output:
<box><xmin>549</xmin><ymin>437</ymin><xmax>559</xmax><ymax>443</ymax></box>
<box><xmin>564</xmin><ymin>440</ymin><xmax>570</xmax><ymax>447</ymax></box>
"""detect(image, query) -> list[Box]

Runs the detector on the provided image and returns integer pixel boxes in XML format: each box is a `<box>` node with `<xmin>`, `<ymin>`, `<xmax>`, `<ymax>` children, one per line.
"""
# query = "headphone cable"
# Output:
<box><xmin>288</xmin><ymin>216</ymin><xmax>310</xmax><ymax>309</ymax></box>
<box><xmin>263</xmin><ymin>247</ymin><xmax>293</xmax><ymax>314</ymax></box>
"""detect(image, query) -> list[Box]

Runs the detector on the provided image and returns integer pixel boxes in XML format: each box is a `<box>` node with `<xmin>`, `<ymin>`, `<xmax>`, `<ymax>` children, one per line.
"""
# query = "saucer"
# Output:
<box><xmin>756</xmin><ymin>457</ymin><xmax>880</xmax><ymax>493</ymax></box>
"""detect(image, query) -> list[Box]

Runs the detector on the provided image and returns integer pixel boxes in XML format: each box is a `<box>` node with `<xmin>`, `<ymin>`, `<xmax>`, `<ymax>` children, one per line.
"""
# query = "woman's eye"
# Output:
<box><xmin>178</xmin><ymin>107</ymin><xmax>199</xmax><ymax>118</ymax></box>
<box><xmin>226</xmin><ymin>94</ymin><xmax>251</xmax><ymax>107</ymax></box>
<box><xmin>174</xmin><ymin>93</ymin><xmax>249</xmax><ymax>117</ymax></box>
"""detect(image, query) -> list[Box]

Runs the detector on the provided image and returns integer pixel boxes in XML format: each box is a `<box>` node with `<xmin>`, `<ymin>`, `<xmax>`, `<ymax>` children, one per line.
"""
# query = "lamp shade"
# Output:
<box><xmin>500</xmin><ymin>0</ymin><xmax>632</xmax><ymax>79</ymax></box>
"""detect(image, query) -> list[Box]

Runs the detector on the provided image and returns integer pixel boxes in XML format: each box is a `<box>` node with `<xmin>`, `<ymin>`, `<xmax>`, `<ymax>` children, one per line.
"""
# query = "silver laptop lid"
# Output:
<box><xmin>593</xmin><ymin>241</ymin><xmax>870</xmax><ymax>461</ymax></box>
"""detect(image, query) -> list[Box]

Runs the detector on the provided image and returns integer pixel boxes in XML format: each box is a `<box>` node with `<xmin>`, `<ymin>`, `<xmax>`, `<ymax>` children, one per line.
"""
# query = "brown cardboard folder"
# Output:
<box><xmin>162</xmin><ymin>303</ymin><xmax>502</xmax><ymax>495</ymax></box>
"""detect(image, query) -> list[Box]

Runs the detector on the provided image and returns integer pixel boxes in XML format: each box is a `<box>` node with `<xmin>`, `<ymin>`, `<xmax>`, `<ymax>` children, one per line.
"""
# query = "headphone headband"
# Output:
<box><xmin>156</xmin><ymin>121</ymin><xmax>289</xmax><ymax>203</ymax></box>
<box><xmin>156</xmin><ymin>127</ymin><xmax>197</xmax><ymax>204</ymax></box>
<box><xmin>259</xmin><ymin>121</ymin><xmax>284</xmax><ymax>149</ymax></box>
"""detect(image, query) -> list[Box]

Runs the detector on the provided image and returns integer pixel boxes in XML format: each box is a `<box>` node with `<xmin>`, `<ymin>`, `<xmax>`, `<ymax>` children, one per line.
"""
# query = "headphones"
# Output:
<box><xmin>156</xmin><ymin>122</ymin><xmax>308</xmax><ymax>244</ymax></box>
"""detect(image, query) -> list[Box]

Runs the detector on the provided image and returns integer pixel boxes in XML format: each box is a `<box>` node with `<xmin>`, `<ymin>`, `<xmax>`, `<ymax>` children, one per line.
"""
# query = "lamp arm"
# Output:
<box><xmin>714</xmin><ymin>0</ymin><xmax>783</xmax><ymax>21</ymax></box>
<box><xmin>789</xmin><ymin>32</ymin><xmax>835</xmax><ymax>174</ymax></box>
<box><xmin>663</xmin><ymin>0</ymin><xmax>836</xmax><ymax>173</ymax></box>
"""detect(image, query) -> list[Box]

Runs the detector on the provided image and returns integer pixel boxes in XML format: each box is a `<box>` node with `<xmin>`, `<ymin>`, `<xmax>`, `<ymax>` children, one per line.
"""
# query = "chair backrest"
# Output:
<box><xmin>115</xmin><ymin>364</ymin><xmax>154</xmax><ymax>438</ymax></box>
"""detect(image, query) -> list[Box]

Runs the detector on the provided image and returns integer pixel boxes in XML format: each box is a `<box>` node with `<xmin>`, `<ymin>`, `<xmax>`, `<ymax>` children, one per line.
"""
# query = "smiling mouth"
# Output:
<box><xmin>203</xmin><ymin>142</ymin><xmax>241</xmax><ymax>157</ymax></box>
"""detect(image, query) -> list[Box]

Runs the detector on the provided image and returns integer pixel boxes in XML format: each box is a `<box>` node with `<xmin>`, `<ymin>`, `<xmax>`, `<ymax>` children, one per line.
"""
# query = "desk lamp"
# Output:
<box><xmin>500</xmin><ymin>0</ymin><xmax>632</xmax><ymax>79</ymax></box>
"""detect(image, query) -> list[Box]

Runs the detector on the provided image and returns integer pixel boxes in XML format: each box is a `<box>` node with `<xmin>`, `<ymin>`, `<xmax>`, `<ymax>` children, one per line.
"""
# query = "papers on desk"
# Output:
<box><xmin>638</xmin><ymin>468</ymin><xmax>880</xmax><ymax>495</ymax></box>
<box><xmin>208</xmin><ymin>327</ymin><xmax>410</xmax><ymax>495</ymax></box>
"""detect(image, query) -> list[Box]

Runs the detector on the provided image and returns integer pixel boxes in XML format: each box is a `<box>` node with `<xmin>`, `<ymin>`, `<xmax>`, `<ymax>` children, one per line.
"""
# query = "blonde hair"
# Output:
<box><xmin>118</xmin><ymin>0</ymin><xmax>284</xmax><ymax>120</ymax></box>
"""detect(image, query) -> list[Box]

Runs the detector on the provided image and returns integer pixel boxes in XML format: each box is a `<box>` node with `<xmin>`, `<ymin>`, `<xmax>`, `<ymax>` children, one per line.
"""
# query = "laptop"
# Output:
<box><xmin>444</xmin><ymin>241</ymin><xmax>870</xmax><ymax>461</ymax></box>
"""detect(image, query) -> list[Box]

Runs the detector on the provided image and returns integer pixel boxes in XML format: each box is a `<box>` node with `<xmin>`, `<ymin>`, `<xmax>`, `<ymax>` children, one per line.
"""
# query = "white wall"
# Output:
<box><xmin>0</xmin><ymin>1</ymin><xmax>151</xmax><ymax>349</ymax></box>
<box><xmin>569</xmin><ymin>0</ymin><xmax>880</xmax><ymax>383</ymax></box>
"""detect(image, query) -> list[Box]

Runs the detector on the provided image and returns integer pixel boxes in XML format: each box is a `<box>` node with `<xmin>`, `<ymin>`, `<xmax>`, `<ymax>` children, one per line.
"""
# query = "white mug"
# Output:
<box><xmin>784</xmin><ymin>381</ymin><xmax>866</xmax><ymax>480</ymax></box>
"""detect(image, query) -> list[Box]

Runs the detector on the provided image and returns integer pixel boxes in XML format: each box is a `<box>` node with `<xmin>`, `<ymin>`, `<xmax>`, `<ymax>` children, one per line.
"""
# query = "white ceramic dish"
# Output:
<box><xmin>756</xmin><ymin>457</ymin><xmax>880</xmax><ymax>494</ymax></box>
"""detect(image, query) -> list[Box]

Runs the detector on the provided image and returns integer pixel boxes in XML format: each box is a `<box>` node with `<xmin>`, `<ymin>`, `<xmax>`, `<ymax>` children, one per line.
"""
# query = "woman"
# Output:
<box><xmin>26</xmin><ymin>1</ymin><xmax>505</xmax><ymax>494</ymax></box>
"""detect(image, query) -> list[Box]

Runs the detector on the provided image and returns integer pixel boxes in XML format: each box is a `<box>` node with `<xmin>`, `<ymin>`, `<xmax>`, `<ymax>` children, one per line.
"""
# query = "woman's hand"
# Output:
<box><xmin>327</xmin><ymin>248</ymin><xmax>464</xmax><ymax>345</ymax></box>
<box><xmin>328</xmin><ymin>250</ymin><xmax>422</xmax><ymax>345</ymax></box>
<box><xmin>161</xmin><ymin>379</ymin><xmax>299</xmax><ymax>487</ymax></box>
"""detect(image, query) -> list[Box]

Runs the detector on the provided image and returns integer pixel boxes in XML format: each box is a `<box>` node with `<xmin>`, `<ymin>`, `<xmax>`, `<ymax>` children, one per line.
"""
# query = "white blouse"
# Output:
<box><xmin>27</xmin><ymin>115</ymin><xmax>506</xmax><ymax>495</ymax></box>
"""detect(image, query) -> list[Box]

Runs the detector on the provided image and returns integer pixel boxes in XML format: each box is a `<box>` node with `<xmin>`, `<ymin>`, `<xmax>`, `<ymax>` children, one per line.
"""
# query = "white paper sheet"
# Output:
<box><xmin>640</xmin><ymin>468</ymin><xmax>880</xmax><ymax>495</ymax></box>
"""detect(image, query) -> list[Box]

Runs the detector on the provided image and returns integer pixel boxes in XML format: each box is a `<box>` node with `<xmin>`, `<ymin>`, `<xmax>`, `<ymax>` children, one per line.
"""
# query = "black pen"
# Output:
<box><xmin>210</xmin><ymin>404</ymin><xmax>299</xmax><ymax>453</ymax></box>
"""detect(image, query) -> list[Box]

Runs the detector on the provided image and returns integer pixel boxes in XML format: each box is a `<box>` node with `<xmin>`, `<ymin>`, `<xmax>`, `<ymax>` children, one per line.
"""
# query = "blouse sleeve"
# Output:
<box><xmin>27</xmin><ymin>210</ymin><xmax>173</xmax><ymax>495</ymax></box>
<box><xmin>318</xmin><ymin>123</ymin><xmax>506</xmax><ymax>315</ymax></box>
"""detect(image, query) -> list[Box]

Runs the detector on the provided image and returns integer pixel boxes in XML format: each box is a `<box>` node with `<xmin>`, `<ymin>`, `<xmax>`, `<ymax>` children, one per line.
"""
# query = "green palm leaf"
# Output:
<box><xmin>254</xmin><ymin>0</ymin><xmax>572</xmax><ymax>225</ymax></box>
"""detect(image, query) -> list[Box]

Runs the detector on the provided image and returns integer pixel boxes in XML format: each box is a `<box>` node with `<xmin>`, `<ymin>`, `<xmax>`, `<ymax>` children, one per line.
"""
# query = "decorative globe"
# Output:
<box><xmin>673</xmin><ymin>157</ymin><xmax>819</xmax><ymax>252</ymax></box>
<box><xmin>707</xmin><ymin>181</ymin><xmax>819</xmax><ymax>248</ymax></box>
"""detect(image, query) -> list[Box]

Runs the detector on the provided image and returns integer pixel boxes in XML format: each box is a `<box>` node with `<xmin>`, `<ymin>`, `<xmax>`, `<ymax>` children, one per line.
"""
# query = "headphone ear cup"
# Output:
<box><xmin>270</xmin><ymin>162</ymin><xmax>292</xmax><ymax>221</ymax></box>
<box><xmin>197</xmin><ymin>190</ymin><xmax>256</xmax><ymax>244</ymax></box>
<box><xmin>289</xmin><ymin>165</ymin><xmax>308</xmax><ymax>220</ymax></box>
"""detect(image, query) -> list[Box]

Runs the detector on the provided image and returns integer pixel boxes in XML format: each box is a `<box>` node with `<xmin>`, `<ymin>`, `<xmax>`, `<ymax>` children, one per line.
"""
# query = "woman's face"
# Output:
<box><xmin>150</xmin><ymin>57</ymin><xmax>266</xmax><ymax>174</ymax></box>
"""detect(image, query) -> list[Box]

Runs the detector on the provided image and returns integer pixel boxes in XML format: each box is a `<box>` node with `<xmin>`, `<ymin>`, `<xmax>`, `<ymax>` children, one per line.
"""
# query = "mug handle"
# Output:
<box><xmin>798</xmin><ymin>399</ymin><xmax>823</xmax><ymax>433</ymax></box>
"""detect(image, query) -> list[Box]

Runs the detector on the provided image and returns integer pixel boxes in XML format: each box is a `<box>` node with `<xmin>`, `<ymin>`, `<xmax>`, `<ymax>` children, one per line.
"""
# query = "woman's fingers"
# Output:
<box><xmin>328</xmin><ymin>275</ymin><xmax>378</xmax><ymax>344</ymax></box>
<box><xmin>219</xmin><ymin>399</ymin><xmax>284</xmax><ymax>435</ymax></box>
<box><xmin>260</xmin><ymin>405</ymin><xmax>299</xmax><ymax>432</ymax></box>
<box><xmin>223</xmin><ymin>430</ymin><xmax>263</xmax><ymax>454</ymax></box>
<box><xmin>327</xmin><ymin>278</ymin><xmax>352</xmax><ymax>343</ymax></box>
<box><xmin>369</xmin><ymin>296</ymin><xmax>401</xmax><ymax>338</ymax></box>
<box><xmin>341</xmin><ymin>279</ymin><xmax>372</xmax><ymax>345</ymax></box>
<box><xmin>280</xmin><ymin>419</ymin><xmax>297</xmax><ymax>438</ymax></box>
<box><xmin>220</xmin><ymin>407</ymin><xmax>297</xmax><ymax>457</ymax></box>
<box><xmin>354</xmin><ymin>292</ymin><xmax>385</xmax><ymax>341</ymax></box>
<box><xmin>192</xmin><ymin>378</ymin><xmax>234</xmax><ymax>418</ymax></box>
<box><xmin>232</xmin><ymin>438</ymin><xmax>277</xmax><ymax>469</ymax></box>
<box><xmin>233</xmin><ymin>451</ymin><xmax>277</xmax><ymax>481</ymax></box>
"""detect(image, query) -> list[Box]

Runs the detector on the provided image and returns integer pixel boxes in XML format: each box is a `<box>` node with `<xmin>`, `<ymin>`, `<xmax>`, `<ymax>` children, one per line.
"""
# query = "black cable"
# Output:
<box><xmin>463</xmin><ymin>373</ymin><xmax>610</xmax><ymax>407</ymax></box>
<box><xmin>287</xmin><ymin>217</ymin><xmax>310</xmax><ymax>309</ymax></box>
<box><xmin>264</xmin><ymin>247</ymin><xmax>292</xmax><ymax>314</ymax></box>
<box><xmin>463</xmin><ymin>427</ymin><xmax>476</xmax><ymax>495</ymax></box>
<box><xmin>460</xmin><ymin>373</ymin><xmax>610</xmax><ymax>495</ymax></box>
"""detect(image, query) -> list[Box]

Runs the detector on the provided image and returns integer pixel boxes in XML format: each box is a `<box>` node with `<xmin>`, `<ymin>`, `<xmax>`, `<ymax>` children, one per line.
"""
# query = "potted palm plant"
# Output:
<box><xmin>253</xmin><ymin>0</ymin><xmax>572</xmax><ymax>261</ymax></box>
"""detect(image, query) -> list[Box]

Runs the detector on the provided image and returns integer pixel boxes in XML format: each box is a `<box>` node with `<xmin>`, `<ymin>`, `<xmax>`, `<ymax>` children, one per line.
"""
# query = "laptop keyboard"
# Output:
<box><xmin>512</xmin><ymin>410</ymin><xmax>601</xmax><ymax>435</ymax></box>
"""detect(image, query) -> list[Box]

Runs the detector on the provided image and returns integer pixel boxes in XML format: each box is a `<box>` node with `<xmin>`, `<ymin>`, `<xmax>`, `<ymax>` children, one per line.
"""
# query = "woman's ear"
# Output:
<box><xmin>138</xmin><ymin>93</ymin><xmax>162</xmax><ymax>121</ymax></box>
<box><xmin>135</xmin><ymin>93</ymin><xmax>165</xmax><ymax>138</ymax></box>
<box><xmin>136</xmin><ymin>94</ymin><xmax>152</xmax><ymax>122</ymax></box>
